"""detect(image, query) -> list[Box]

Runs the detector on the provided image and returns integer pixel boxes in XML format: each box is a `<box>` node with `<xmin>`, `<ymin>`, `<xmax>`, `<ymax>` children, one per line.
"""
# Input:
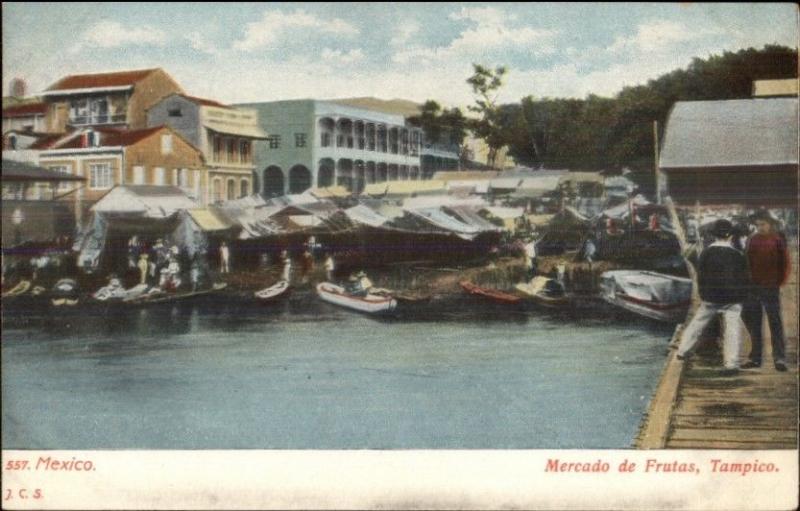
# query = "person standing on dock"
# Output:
<box><xmin>742</xmin><ymin>211</ymin><xmax>790</xmax><ymax>372</ymax></box>
<box><xmin>676</xmin><ymin>219</ymin><xmax>750</xmax><ymax>373</ymax></box>
<box><xmin>219</xmin><ymin>242</ymin><xmax>230</xmax><ymax>274</ymax></box>
<box><xmin>282</xmin><ymin>251</ymin><xmax>292</xmax><ymax>283</ymax></box>
<box><xmin>324</xmin><ymin>253</ymin><xmax>335</xmax><ymax>282</ymax></box>
<box><xmin>524</xmin><ymin>236</ymin><xmax>538</xmax><ymax>279</ymax></box>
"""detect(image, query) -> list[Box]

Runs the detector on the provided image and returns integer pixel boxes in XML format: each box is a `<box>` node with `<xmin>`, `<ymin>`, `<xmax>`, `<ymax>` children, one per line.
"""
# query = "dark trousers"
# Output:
<box><xmin>743</xmin><ymin>286</ymin><xmax>785</xmax><ymax>364</ymax></box>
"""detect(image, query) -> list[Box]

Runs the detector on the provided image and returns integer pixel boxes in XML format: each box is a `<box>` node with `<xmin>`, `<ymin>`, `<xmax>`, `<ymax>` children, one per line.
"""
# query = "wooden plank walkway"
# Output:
<box><xmin>637</xmin><ymin>245</ymin><xmax>798</xmax><ymax>449</ymax></box>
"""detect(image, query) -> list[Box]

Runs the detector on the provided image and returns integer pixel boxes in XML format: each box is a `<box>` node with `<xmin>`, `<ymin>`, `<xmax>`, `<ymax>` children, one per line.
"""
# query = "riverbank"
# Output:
<box><xmin>220</xmin><ymin>254</ymin><xmax>624</xmax><ymax>299</ymax></box>
<box><xmin>636</xmin><ymin>245</ymin><xmax>798</xmax><ymax>449</ymax></box>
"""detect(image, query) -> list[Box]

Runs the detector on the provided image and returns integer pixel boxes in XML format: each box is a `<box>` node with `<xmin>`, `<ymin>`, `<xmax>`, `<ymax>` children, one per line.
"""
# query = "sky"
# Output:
<box><xmin>2</xmin><ymin>3</ymin><xmax>798</xmax><ymax>107</ymax></box>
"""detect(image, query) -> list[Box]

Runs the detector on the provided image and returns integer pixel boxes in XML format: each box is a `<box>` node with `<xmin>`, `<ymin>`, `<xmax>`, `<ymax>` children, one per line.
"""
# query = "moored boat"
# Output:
<box><xmin>122</xmin><ymin>282</ymin><xmax>228</xmax><ymax>305</ymax></box>
<box><xmin>254</xmin><ymin>280</ymin><xmax>290</xmax><ymax>302</ymax></box>
<box><xmin>459</xmin><ymin>280</ymin><xmax>522</xmax><ymax>305</ymax></box>
<box><xmin>599</xmin><ymin>270</ymin><xmax>691</xmax><ymax>323</ymax></box>
<box><xmin>316</xmin><ymin>282</ymin><xmax>397</xmax><ymax>314</ymax></box>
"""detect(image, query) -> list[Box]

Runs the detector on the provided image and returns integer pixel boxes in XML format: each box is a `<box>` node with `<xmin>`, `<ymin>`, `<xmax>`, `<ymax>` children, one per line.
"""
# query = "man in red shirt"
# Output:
<box><xmin>742</xmin><ymin>211</ymin><xmax>790</xmax><ymax>372</ymax></box>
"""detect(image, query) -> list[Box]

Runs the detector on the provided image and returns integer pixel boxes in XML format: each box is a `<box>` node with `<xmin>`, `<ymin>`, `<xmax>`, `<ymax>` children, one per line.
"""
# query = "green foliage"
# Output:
<box><xmin>466</xmin><ymin>64</ymin><xmax>509</xmax><ymax>167</ymax></box>
<box><xmin>407</xmin><ymin>100</ymin><xmax>468</xmax><ymax>148</ymax></box>
<box><xmin>498</xmin><ymin>45</ymin><xmax>797</xmax><ymax>171</ymax></box>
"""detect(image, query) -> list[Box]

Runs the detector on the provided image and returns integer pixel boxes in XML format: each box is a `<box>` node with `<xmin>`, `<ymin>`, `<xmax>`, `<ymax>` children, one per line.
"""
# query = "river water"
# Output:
<box><xmin>2</xmin><ymin>294</ymin><xmax>671</xmax><ymax>449</ymax></box>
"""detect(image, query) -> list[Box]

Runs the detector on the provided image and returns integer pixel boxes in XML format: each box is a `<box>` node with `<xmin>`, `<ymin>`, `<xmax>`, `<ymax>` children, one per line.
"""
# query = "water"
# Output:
<box><xmin>2</xmin><ymin>294</ymin><xmax>672</xmax><ymax>449</ymax></box>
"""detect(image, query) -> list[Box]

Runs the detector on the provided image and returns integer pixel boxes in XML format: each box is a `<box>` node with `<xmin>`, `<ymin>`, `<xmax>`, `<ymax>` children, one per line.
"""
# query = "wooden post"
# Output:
<box><xmin>653</xmin><ymin>120</ymin><xmax>661</xmax><ymax>204</ymax></box>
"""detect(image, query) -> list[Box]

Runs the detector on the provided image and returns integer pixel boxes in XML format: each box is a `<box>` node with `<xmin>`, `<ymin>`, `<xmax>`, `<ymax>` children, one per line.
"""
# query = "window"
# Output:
<box><xmin>294</xmin><ymin>133</ymin><xmax>307</xmax><ymax>148</ymax></box>
<box><xmin>213</xmin><ymin>135</ymin><xmax>221</xmax><ymax>161</ymax></box>
<box><xmin>226</xmin><ymin>138</ymin><xmax>235</xmax><ymax>162</ymax></box>
<box><xmin>226</xmin><ymin>179</ymin><xmax>236</xmax><ymax>200</ymax></box>
<box><xmin>320</xmin><ymin>132</ymin><xmax>331</xmax><ymax>147</ymax></box>
<box><xmin>179</xmin><ymin>169</ymin><xmax>189</xmax><ymax>188</ymax></box>
<box><xmin>168</xmin><ymin>108</ymin><xmax>182</xmax><ymax>117</ymax></box>
<box><xmin>133</xmin><ymin>166</ymin><xmax>145</xmax><ymax>185</ymax></box>
<box><xmin>240</xmin><ymin>179</ymin><xmax>249</xmax><ymax>198</ymax></box>
<box><xmin>161</xmin><ymin>134</ymin><xmax>173</xmax><ymax>155</ymax></box>
<box><xmin>48</xmin><ymin>165</ymin><xmax>72</xmax><ymax>190</ymax></box>
<box><xmin>154</xmin><ymin>167</ymin><xmax>166</xmax><ymax>186</ymax></box>
<box><xmin>239</xmin><ymin>140</ymin><xmax>250</xmax><ymax>162</ymax></box>
<box><xmin>268</xmin><ymin>135</ymin><xmax>281</xmax><ymax>149</ymax></box>
<box><xmin>89</xmin><ymin>163</ymin><xmax>113</xmax><ymax>189</ymax></box>
<box><xmin>70</xmin><ymin>97</ymin><xmax>119</xmax><ymax>125</ymax></box>
<box><xmin>70</xmin><ymin>99</ymin><xmax>89</xmax><ymax>124</ymax></box>
<box><xmin>193</xmin><ymin>170</ymin><xmax>201</xmax><ymax>198</ymax></box>
<box><xmin>212</xmin><ymin>178</ymin><xmax>223</xmax><ymax>203</ymax></box>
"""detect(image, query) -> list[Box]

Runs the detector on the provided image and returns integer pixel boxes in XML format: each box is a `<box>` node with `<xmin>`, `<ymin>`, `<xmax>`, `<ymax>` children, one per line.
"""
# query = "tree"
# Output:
<box><xmin>407</xmin><ymin>100</ymin><xmax>443</xmax><ymax>144</ymax></box>
<box><xmin>466</xmin><ymin>64</ymin><xmax>508</xmax><ymax>169</ymax></box>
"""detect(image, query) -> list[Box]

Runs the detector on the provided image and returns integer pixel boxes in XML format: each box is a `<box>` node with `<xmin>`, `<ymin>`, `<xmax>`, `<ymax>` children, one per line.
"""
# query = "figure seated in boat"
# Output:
<box><xmin>347</xmin><ymin>271</ymin><xmax>374</xmax><ymax>296</ymax></box>
<box><xmin>159</xmin><ymin>258</ymin><xmax>182</xmax><ymax>292</ymax></box>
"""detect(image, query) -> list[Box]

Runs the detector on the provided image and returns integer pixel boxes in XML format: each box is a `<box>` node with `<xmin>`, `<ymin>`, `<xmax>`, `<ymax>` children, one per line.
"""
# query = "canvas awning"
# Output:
<box><xmin>362</xmin><ymin>182</ymin><xmax>388</xmax><ymax>196</ymax></box>
<box><xmin>187</xmin><ymin>208</ymin><xmax>233</xmax><ymax>231</ymax></box>
<box><xmin>309</xmin><ymin>186</ymin><xmax>350</xmax><ymax>198</ymax></box>
<box><xmin>385</xmin><ymin>179</ymin><xmax>446</xmax><ymax>196</ymax></box>
<box><xmin>204</xmin><ymin>124</ymin><xmax>268</xmax><ymax>139</ymax></box>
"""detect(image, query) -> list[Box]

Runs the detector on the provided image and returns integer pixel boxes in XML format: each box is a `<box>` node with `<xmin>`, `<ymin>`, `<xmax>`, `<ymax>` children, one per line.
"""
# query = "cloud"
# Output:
<box><xmin>393</xmin><ymin>6</ymin><xmax>557</xmax><ymax>64</ymax></box>
<box><xmin>186</xmin><ymin>32</ymin><xmax>220</xmax><ymax>56</ymax></box>
<box><xmin>233</xmin><ymin>8</ymin><xmax>359</xmax><ymax>51</ymax></box>
<box><xmin>390</xmin><ymin>19</ymin><xmax>420</xmax><ymax>48</ymax></box>
<box><xmin>69</xmin><ymin>20</ymin><xmax>167</xmax><ymax>53</ymax></box>
<box><xmin>608</xmin><ymin>20</ymin><xmax>724</xmax><ymax>54</ymax></box>
<box><xmin>320</xmin><ymin>48</ymin><xmax>365</xmax><ymax>65</ymax></box>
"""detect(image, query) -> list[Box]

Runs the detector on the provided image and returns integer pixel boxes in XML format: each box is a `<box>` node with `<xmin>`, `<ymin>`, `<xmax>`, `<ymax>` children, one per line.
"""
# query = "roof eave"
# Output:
<box><xmin>41</xmin><ymin>85</ymin><xmax>134</xmax><ymax>96</ymax></box>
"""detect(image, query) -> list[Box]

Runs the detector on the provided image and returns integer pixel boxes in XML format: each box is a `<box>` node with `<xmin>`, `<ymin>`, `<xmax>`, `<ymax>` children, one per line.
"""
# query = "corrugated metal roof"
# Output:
<box><xmin>660</xmin><ymin>98</ymin><xmax>799</xmax><ymax>168</ymax></box>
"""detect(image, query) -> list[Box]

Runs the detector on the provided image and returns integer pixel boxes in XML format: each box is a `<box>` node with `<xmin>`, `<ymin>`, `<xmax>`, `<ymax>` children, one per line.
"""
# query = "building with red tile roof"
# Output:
<box><xmin>39</xmin><ymin>68</ymin><xmax>184</xmax><ymax>132</ymax></box>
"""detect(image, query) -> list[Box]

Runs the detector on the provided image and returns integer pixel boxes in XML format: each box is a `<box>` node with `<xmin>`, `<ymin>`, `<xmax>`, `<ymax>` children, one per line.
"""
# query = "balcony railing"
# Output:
<box><xmin>69</xmin><ymin>113</ymin><xmax>126</xmax><ymax>126</ymax></box>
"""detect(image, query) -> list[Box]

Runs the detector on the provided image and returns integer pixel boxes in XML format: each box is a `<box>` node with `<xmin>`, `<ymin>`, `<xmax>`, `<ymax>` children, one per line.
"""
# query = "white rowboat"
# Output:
<box><xmin>316</xmin><ymin>282</ymin><xmax>397</xmax><ymax>314</ymax></box>
<box><xmin>254</xmin><ymin>280</ymin><xmax>290</xmax><ymax>301</ymax></box>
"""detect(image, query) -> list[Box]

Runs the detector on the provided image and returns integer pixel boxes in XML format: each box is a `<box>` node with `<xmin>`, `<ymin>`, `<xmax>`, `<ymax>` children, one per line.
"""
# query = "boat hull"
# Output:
<box><xmin>255</xmin><ymin>280</ymin><xmax>290</xmax><ymax>302</ymax></box>
<box><xmin>460</xmin><ymin>281</ymin><xmax>522</xmax><ymax>305</ymax></box>
<box><xmin>316</xmin><ymin>282</ymin><xmax>397</xmax><ymax>313</ymax></box>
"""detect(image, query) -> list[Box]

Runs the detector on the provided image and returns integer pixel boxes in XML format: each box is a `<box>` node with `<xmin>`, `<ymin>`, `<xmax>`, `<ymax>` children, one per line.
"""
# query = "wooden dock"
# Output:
<box><xmin>636</xmin><ymin>246</ymin><xmax>798</xmax><ymax>449</ymax></box>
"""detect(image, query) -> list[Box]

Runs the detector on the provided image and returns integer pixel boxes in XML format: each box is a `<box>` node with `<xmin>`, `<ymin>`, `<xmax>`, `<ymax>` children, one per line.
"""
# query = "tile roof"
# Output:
<box><xmin>660</xmin><ymin>98</ymin><xmax>799</xmax><ymax>168</ymax></box>
<box><xmin>2</xmin><ymin>102</ymin><xmax>47</xmax><ymax>117</ymax></box>
<box><xmin>29</xmin><ymin>133</ymin><xmax>68</xmax><ymax>150</ymax></box>
<box><xmin>46</xmin><ymin>69</ymin><xmax>159</xmax><ymax>91</ymax></box>
<box><xmin>48</xmin><ymin>126</ymin><xmax>164</xmax><ymax>149</ymax></box>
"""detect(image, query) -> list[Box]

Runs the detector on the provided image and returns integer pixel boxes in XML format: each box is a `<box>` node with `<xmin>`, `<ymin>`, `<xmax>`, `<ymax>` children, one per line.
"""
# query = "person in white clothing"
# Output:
<box><xmin>219</xmin><ymin>242</ymin><xmax>230</xmax><ymax>274</ymax></box>
<box><xmin>324</xmin><ymin>254</ymin><xmax>335</xmax><ymax>281</ymax></box>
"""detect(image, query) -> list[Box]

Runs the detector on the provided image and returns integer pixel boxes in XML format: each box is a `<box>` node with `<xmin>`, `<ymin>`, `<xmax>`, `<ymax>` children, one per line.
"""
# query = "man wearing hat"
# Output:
<box><xmin>742</xmin><ymin>210</ymin><xmax>790</xmax><ymax>372</ymax></box>
<box><xmin>677</xmin><ymin>219</ymin><xmax>750</xmax><ymax>373</ymax></box>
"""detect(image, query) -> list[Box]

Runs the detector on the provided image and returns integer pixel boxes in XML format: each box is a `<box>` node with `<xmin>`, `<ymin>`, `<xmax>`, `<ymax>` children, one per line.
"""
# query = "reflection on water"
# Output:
<box><xmin>2</xmin><ymin>292</ymin><xmax>672</xmax><ymax>449</ymax></box>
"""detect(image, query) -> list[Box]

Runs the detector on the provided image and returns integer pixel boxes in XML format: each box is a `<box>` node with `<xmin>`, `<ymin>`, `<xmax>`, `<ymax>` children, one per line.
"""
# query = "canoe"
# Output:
<box><xmin>459</xmin><ymin>280</ymin><xmax>522</xmax><ymax>304</ymax></box>
<box><xmin>599</xmin><ymin>270</ymin><xmax>691</xmax><ymax>323</ymax></box>
<box><xmin>515</xmin><ymin>277</ymin><xmax>570</xmax><ymax>308</ymax></box>
<box><xmin>2</xmin><ymin>280</ymin><xmax>31</xmax><ymax>298</ymax></box>
<box><xmin>370</xmin><ymin>287</ymin><xmax>431</xmax><ymax>304</ymax></box>
<box><xmin>316</xmin><ymin>282</ymin><xmax>397</xmax><ymax>314</ymax></box>
<box><xmin>255</xmin><ymin>280</ymin><xmax>290</xmax><ymax>301</ymax></box>
<box><xmin>123</xmin><ymin>282</ymin><xmax>228</xmax><ymax>305</ymax></box>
